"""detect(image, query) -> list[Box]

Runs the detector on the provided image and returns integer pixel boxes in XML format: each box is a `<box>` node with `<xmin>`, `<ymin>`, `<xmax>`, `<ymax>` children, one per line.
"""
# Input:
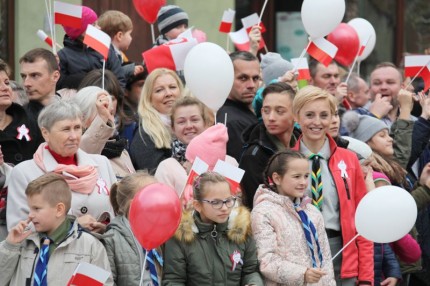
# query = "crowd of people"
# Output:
<box><xmin>0</xmin><ymin>3</ymin><xmax>429</xmax><ymax>286</ymax></box>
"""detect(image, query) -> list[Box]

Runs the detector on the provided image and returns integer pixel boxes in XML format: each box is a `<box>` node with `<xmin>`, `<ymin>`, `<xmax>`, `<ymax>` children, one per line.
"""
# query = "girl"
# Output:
<box><xmin>103</xmin><ymin>172</ymin><xmax>163</xmax><ymax>286</ymax></box>
<box><xmin>129</xmin><ymin>68</ymin><xmax>184</xmax><ymax>174</ymax></box>
<box><xmin>251</xmin><ymin>150</ymin><xmax>335</xmax><ymax>285</ymax></box>
<box><xmin>162</xmin><ymin>172</ymin><xmax>263</xmax><ymax>285</ymax></box>
<box><xmin>292</xmin><ymin>86</ymin><xmax>374</xmax><ymax>285</ymax></box>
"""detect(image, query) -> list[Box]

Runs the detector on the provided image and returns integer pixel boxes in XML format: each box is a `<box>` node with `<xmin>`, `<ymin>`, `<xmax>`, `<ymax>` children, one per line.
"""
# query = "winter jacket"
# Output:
<box><xmin>251</xmin><ymin>186</ymin><xmax>335</xmax><ymax>286</ymax></box>
<box><xmin>390</xmin><ymin>119</ymin><xmax>414</xmax><ymax>169</ymax></box>
<box><xmin>129</xmin><ymin>125</ymin><xmax>171</xmax><ymax>174</ymax></box>
<box><xmin>216</xmin><ymin>99</ymin><xmax>258</xmax><ymax>162</ymax></box>
<box><xmin>103</xmin><ymin>215</ymin><xmax>161</xmax><ymax>286</ymax></box>
<box><xmin>373</xmin><ymin>243</ymin><xmax>402</xmax><ymax>286</ymax></box>
<box><xmin>162</xmin><ymin>206</ymin><xmax>263</xmax><ymax>286</ymax></box>
<box><xmin>0</xmin><ymin>220</ymin><xmax>113</xmax><ymax>286</ymax></box>
<box><xmin>6</xmin><ymin>148</ymin><xmax>116</xmax><ymax>231</ymax></box>
<box><xmin>0</xmin><ymin>103</ymin><xmax>40</xmax><ymax>165</ymax></box>
<box><xmin>57</xmin><ymin>35</ymin><xmax>126</xmax><ymax>90</ymax></box>
<box><xmin>293</xmin><ymin>135</ymin><xmax>374</xmax><ymax>284</ymax></box>
<box><xmin>239</xmin><ymin>122</ymin><xmax>300</xmax><ymax>209</ymax></box>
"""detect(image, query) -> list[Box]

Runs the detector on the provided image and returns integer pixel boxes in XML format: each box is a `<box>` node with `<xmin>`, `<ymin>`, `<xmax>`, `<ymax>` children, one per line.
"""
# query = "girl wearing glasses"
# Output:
<box><xmin>162</xmin><ymin>172</ymin><xmax>263</xmax><ymax>286</ymax></box>
<box><xmin>251</xmin><ymin>150</ymin><xmax>335</xmax><ymax>285</ymax></box>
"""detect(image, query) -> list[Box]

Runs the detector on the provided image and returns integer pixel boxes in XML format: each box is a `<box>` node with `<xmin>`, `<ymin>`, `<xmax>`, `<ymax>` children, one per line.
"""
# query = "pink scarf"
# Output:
<box><xmin>33</xmin><ymin>143</ymin><xmax>99</xmax><ymax>194</ymax></box>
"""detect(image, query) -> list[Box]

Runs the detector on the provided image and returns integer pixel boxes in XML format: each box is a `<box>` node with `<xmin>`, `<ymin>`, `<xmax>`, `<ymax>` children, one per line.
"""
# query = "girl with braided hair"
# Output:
<box><xmin>251</xmin><ymin>150</ymin><xmax>335</xmax><ymax>285</ymax></box>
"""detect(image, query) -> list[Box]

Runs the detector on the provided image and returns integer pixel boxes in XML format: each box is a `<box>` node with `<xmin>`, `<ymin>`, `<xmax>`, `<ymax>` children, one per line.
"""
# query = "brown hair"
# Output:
<box><xmin>193</xmin><ymin>172</ymin><xmax>230</xmax><ymax>201</ymax></box>
<box><xmin>25</xmin><ymin>173</ymin><xmax>72</xmax><ymax>212</ymax></box>
<box><xmin>170</xmin><ymin>96</ymin><xmax>207</xmax><ymax>128</ymax></box>
<box><xmin>0</xmin><ymin>58</ymin><xmax>11</xmax><ymax>76</ymax></box>
<box><xmin>98</xmin><ymin>10</ymin><xmax>133</xmax><ymax>38</ymax></box>
<box><xmin>110</xmin><ymin>171</ymin><xmax>157</xmax><ymax>216</ymax></box>
<box><xmin>19</xmin><ymin>48</ymin><xmax>59</xmax><ymax>73</ymax></box>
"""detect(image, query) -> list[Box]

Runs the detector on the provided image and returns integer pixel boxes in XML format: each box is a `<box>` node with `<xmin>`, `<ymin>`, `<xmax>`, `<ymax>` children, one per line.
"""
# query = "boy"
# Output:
<box><xmin>98</xmin><ymin>10</ymin><xmax>144</xmax><ymax>81</ymax></box>
<box><xmin>155</xmin><ymin>5</ymin><xmax>189</xmax><ymax>45</ymax></box>
<box><xmin>0</xmin><ymin>173</ymin><xmax>113</xmax><ymax>286</ymax></box>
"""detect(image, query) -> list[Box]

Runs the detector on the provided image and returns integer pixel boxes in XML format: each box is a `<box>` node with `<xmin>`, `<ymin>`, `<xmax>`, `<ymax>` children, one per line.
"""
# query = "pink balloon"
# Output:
<box><xmin>133</xmin><ymin>0</ymin><xmax>166</xmax><ymax>24</ymax></box>
<box><xmin>129</xmin><ymin>183</ymin><xmax>181</xmax><ymax>249</ymax></box>
<box><xmin>327</xmin><ymin>23</ymin><xmax>360</xmax><ymax>67</ymax></box>
<box><xmin>192</xmin><ymin>29</ymin><xmax>207</xmax><ymax>43</ymax></box>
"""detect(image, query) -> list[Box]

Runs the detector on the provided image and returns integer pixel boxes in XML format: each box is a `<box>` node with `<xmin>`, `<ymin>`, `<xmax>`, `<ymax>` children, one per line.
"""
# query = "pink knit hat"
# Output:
<box><xmin>63</xmin><ymin>6</ymin><xmax>98</xmax><ymax>40</ymax></box>
<box><xmin>185</xmin><ymin>124</ymin><xmax>228</xmax><ymax>169</ymax></box>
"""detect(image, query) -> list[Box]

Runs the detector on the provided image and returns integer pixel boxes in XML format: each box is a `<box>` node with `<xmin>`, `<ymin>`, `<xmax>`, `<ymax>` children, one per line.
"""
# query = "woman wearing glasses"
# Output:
<box><xmin>162</xmin><ymin>172</ymin><xmax>263</xmax><ymax>286</ymax></box>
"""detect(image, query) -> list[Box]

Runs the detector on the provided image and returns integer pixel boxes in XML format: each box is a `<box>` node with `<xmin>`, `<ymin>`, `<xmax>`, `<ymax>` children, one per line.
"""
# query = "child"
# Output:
<box><xmin>155</xmin><ymin>5</ymin><xmax>189</xmax><ymax>45</ymax></box>
<box><xmin>103</xmin><ymin>172</ymin><xmax>162</xmax><ymax>286</ymax></box>
<box><xmin>0</xmin><ymin>173</ymin><xmax>113</xmax><ymax>285</ymax></box>
<box><xmin>251</xmin><ymin>150</ymin><xmax>335</xmax><ymax>285</ymax></box>
<box><xmin>162</xmin><ymin>171</ymin><xmax>263</xmax><ymax>285</ymax></box>
<box><xmin>97</xmin><ymin>10</ymin><xmax>145</xmax><ymax>81</ymax></box>
<box><xmin>57</xmin><ymin>6</ymin><xmax>126</xmax><ymax>90</ymax></box>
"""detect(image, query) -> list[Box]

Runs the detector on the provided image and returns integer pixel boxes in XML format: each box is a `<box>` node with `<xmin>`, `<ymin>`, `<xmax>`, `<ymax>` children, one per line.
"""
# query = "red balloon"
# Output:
<box><xmin>133</xmin><ymin>0</ymin><xmax>166</xmax><ymax>24</ymax></box>
<box><xmin>129</xmin><ymin>183</ymin><xmax>181</xmax><ymax>249</ymax></box>
<box><xmin>327</xmin><ymin>23</ymin><xmax>360</xmax><ymax>67</ymax></box>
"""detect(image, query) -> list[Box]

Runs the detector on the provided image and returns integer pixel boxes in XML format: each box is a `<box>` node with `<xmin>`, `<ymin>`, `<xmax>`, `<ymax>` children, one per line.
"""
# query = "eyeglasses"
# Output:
<box><xmin>200</xmin><ymin>197</ymin><xmax>237</xmax><ymax>209</ymax></box>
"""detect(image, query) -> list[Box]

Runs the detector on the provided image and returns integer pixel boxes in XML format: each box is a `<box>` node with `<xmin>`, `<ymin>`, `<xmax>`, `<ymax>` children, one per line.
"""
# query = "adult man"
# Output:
<box><xmin>309</xmin><ymin>58</ymin><xmax>348</xmax><ymax>105</ymax></box>
<box><xmin>216</xmin><ymin>51</ymin><xmax>260</xmax><ymax>161</ymax></box>
<box><xmin>19</xmin><ymin>48</ymin><xmax>60</xmax><ymax>146</ymax></box>
<box><xmin>345</xmin><ymin>73</ymin><xmax>371</xmax><ymax>110</ymax></box>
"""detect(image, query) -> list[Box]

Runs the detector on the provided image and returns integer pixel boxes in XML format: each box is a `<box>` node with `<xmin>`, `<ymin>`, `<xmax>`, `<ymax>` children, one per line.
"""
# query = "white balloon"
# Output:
<box><xmin>301</xmin><ymin>0</ymin><xmax>345</xmax><ymax>39</ymax></box>
<box><xmin>184</xmin><ymin>43</ymin><xmax>234</xmax><ymax>112</ymax></box>
<box><xmin>348</xmin><ymin>18</ymin><xmax>376</xmax><ymax>61</ymax></box>
<box><xmin>355</xmin><ymin>186</ymin><xmax>417</xmax><ymax>243</ymax></box>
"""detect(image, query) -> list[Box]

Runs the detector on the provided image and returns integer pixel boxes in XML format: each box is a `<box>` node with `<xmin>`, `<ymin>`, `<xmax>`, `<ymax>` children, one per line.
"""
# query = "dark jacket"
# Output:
<box><xmin>216</xmin><ymin>99</ymin><xmax>258</xmax><ymax>162</ymax></box>
<box><xmin>129</xmin><ymin>125</ymin><xmax>171</xmax><ymax>174</ymax></box>
<box><xmin>239</xmin><ymin>122</ymin><xmax>301</xmax><ymax>209</ymax></box>
<box><xmin>162</xmin><ymin>206</ymin><xmax>263</xmax><ymax>286</ymax></box>
<box><xmin>374</xmin><ymin>243</ymin><xmax>402</xmax><ymax>286</ymax></box>
<box><xmin>57</xmin><ymin>35</ymin><xmax>126</xmax><ymax>90</ymax></box>
<box><xmin>2</xmin><ymin>103</ymin><xmax>40</xmax><ymax>165</ymax></box>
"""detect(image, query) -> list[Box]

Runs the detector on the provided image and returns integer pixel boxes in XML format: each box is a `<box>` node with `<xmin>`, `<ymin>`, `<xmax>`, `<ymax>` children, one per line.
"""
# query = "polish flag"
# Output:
<box><xmin>180</xmin><ymin>157</ymin><xmax>209</xmax><ymax>207</ymax></box>
<box><xmin>241</xmin><ymin>13</ymin><xmax>266</xmax><ymax>34</ymax></box>
<box><xmin>54</xmin><ymin>1</ymin><xmax>82</xmax><ymax>29</ymax></box>
<box><xmin>404</xmin><ymin>55</ymin><xmax>430</xmax><ymax>78</ymax></box>
<box><xmin>291</xmin><ymin>57</ymin><xmax>311</xmax><ymax>80</ymax></box>
<box><xmin>307</xmin><ymin>37</ymin><xmax>338</xmax><ymax>67</ymax></box>
<box><xmin>219</xmin><ymin>9</ymin><xmax>235</xmax><ymax>33</ymax></box>
<box><xmin>83</xmin><ymin>25</ymin><xmax>111</xmax><ymax>60</ymax></box>
<box><xmin>358</xmin><ymin>35</ymin><xmax>371</xmax><ymax>57</ymax></box>
<box><xmin>142</xmin><ymin>38</ymin><xmax>197</xmax><ymax>73</ymax></box>
<box><xmin>213</xmin><ymin>160</ymin><xmax>245</xmax><ymax>195</ymax></box>
<box><xmin>67</xmin><ymin>262</ymin><xmax>110</xmax><ymax>286</ymax></box>
<box><xmin>229</xmin><ymin>27</ymin><xmax>265</xmax><ymax>51</ymax></box>
<box><xmin>37</xmin><ymin>30</ymin><xmax>53</xmax><ymax>47</ymax></box>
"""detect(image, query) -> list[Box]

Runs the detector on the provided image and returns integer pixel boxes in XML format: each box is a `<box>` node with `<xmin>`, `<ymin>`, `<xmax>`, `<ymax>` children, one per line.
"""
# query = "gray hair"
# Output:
<box><xmin>72</xmin><ymin>86</ymin><xmax>103</xmax><ymax>124</ymax></box>
<box><xmin>38</xmin><ymin>100</ymin><xmax>82</xmax><ymax>130</ymax></box>
<box><xmin>344</xmin><ymin>73</ymin><xmax>361</xmax><ymax>93</ymax></box>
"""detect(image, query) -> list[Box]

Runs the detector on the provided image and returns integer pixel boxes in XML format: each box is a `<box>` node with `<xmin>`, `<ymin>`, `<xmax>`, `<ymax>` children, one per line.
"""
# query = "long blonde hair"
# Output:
<box><xmin>137</xmin><ymin>68</ymin><xmax>184</xmax><ymax>148</ymax></box>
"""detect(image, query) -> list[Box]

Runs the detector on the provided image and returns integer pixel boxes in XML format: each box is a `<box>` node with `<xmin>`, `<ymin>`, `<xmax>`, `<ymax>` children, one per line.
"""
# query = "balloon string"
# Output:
<box><xmin>226</xmin><ymin>34</ymin><xmax>230</xmax><ymax>53</ymax></box>
<box><xmin>151</xmin><ymin>24</ymin><xmax>155</xmax><ymax>45</ymax></box>
<box><xmin>331</xmin><ymin>233</ymin><xmax>360</xmax><ymax>261</ymax></box>
<box><xmin>139</xmin><ymin>250</ymin><xmax>149</xmax><ymax>286</ymax></box>
<box><xmin>405</xmin><ymin>59</ymin><xmax>430</xmax><ymax>91</ymax></box>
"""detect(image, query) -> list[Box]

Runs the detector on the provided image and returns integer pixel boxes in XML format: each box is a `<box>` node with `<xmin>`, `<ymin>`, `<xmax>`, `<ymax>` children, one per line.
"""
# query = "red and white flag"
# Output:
<box><xmin>404</xmin><ymin>55</ymin><xmax>430</xmax><ymax>78</ymax></box>
<box><xmin>219</xmin><ymin>9</ymin><xmax>235</xmax><ymax>33</ymax></box>
<box><xmin>37</xmin><ymin>30</ymin><xmax>53</xmax><ymax>48</ymax></box>
<box><xmin>358</xmin><ymin>35</ymin><xmax>371</xmax><ymax>57</ymax></box>
<box><xmin>83</xmin><ymin>25</ymin><xmax>111</xmax><ymax>60</ymax></box>
<box><xmin>291</xmin><ymin>57</ymin><xmax>311</xmax><ymax>80</ymax></box>
<box><xmin>54</xmin><ymin>1</ymin><xmax>82</xmax><ymax>28</ymax></box>
<box><xmin>241</xmin><ymin>13</ymin><xmax>266</xmax><ymax>34</ymax></box>
<box><xmin>180</xmin><ymin>157</ymin><xmax>209</xmax><ymax>207</ymax></box>
<box><xmin>229</xmin><ymin>27</ymin><xmax>265</xmax><ymax>51</ymax></box>
<box><xmin>213</xmin><ymin>160</ymin><xmax>245</xmax><ymax>195</ymax></box>
<box><xmin>307</xmin><ymin>37</ymin><xmax>338</xmax><ymax>67</ymax></box>
<box><xmin>142</xmin><ymin>38</ymin><xmax>197</xmax><ymax>73</ymax></box>
<box><xmin>67</xmin><ymin>262</ymin><xmax>110</xmax><ymax>286</ymax></box>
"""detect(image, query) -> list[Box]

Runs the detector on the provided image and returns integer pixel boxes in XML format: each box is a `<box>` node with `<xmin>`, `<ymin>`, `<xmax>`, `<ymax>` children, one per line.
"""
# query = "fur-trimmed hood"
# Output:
<box><xmin>174</xmin><ymin>206</ymin><xmax>252</xmax><ymax>244</ymax></box>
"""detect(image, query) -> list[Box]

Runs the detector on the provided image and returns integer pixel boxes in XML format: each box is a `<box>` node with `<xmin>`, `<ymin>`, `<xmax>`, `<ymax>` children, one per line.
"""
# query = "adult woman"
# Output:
<box><xmin>6</xmin><ymin>100</ymin><xmax>116</xmax><ymax>232</ymax></box>
<box><xmin>73</xmin><ymin>86</ymin><xmax>135</xmax><ymax>180</ymax></box>
<box><xmin>292</xmin><ymin>86</ymin><xmax>373</xmax><ymax>285</ymax></box>
<box><xmin>0</xmin><ymin>59</ymin><xmax>39</xmax><ymax>166</ymax></box>
<box><xmin>129</xmin><ymin>68</ymin><xmax>183</xmax><ymax>173</ymax></box>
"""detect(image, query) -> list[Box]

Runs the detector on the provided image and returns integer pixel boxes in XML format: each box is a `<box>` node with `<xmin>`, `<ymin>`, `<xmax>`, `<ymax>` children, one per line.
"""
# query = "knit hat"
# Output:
<box><xmin>260</xmin><ymin>52</ymin><xmax>294</xmax><ymax>85</ymax></box>
<box><xmin>63</xmin><ymin>6</ymin><xmax>98</xmax><ymax>40</ymax></box>
<box><xmin>157</xmin><ymin>5</ymin><xmax>189</xmax><ymax>35</ymax></box>
<box><xmin>342</xmin><ymin>111</ymin><xmax>388</xmax><ymax>143</ymax></box>
<box><xmin>185</xmin><ymin>123</ymin><xmax>228</xmax><ymax>169</ymax></box>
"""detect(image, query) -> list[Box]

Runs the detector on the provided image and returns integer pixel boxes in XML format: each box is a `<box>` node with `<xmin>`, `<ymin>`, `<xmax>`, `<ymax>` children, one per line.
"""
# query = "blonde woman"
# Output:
<box><xmin>129</xmin><ymin>68</ymin><xmax>184</xmax><ymax>173</ymax></box>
